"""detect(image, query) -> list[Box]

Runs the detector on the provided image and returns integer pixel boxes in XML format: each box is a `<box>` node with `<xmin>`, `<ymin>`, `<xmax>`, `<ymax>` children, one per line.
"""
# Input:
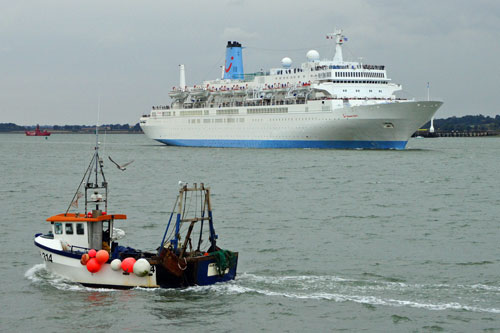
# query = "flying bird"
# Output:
<box><xmin>108</xmin><ymin>156</ymin><xmax>134</xmax><ymax>171</ymax></box>
<box><xmin>70</xmin><ymin>192</ymin><xmax>83</xmax><ymax>208</ymax></box>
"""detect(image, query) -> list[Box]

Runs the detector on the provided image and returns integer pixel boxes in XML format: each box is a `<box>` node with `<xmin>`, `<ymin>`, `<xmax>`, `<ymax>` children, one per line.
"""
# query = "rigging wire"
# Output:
<box><xmin>178</xmin><ymin>188</ymin><xmax>194</xmax><ymax>238</ymax></box>
<box><xmin>200</xmin><ymin>53</ymin><xmax>225</xmax><ymax>82</ymax></box>
<box><xmin>245</xmin><ymin>43</ymin><xmax>329</xmax><ymax>53</ymax></box>
<box><xmin>159</xmin><ymin>194</ymin><xmax>180</xmax><ymax>252</ymax></box>
<box><xmin>65</xmin><ymin>153</ymin><xmax>95</xmax><ymax>214</ymax></box>
<box><xmin>196</xmin><ymin>190</ymin><xmax>207</xmax><ymax>251</ymax></box>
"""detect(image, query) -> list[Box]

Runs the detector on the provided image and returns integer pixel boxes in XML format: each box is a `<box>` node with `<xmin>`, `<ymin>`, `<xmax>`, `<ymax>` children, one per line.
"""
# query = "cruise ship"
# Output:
<box><xmin>140</xmin><ymin>30</ymin><xmax>442</xmax><ymax>149</ymax></box>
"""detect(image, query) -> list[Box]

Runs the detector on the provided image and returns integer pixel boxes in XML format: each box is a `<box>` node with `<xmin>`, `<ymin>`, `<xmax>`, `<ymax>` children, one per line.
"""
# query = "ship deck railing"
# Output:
<box><xmin>160</xmin><ymin>97</ymin><xmax>410</xmax><ymax>111</ymax></box>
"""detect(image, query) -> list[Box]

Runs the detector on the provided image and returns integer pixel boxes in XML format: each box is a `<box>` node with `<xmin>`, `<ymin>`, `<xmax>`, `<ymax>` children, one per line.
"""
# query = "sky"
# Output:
<box><xmin>1</xmin><ymin>0</ymin><xmax>499</xmax><ymax>125</ymax></box>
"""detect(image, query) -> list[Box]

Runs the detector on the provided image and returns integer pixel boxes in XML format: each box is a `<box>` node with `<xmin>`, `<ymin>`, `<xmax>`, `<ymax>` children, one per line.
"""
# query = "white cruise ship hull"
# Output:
<box><xmin>140</xmin><ymin>100</ymin><xmax>442</xmax><ymax>150</ymax></box>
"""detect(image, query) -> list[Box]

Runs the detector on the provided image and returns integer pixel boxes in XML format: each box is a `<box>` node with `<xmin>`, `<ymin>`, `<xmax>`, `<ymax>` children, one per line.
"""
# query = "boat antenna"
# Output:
<box><xmin>64</xmin><ymin>98</ymin><xmax>108</xmax><ymax>215</ymax></box>
<box><xmin>95</xmin><ymin>97</ymin><xmax>100</xmax><ymax>186</ymax></box>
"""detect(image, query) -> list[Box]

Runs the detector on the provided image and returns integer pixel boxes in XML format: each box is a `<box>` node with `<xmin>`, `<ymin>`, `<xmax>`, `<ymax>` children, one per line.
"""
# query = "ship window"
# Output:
<box><xmin>76</xmin><ymin>223</ymin><xmax>85</xmax><ymax>235</ymax></box>
<box><xmin>54</xmin><ymin>223</ymin><xmax>63</xmax><ymax>235</ymax></box>
<box><xmin>65</xmin><ymin>223</ymin><xmax>74</xmax><ymax>235</ymax></box>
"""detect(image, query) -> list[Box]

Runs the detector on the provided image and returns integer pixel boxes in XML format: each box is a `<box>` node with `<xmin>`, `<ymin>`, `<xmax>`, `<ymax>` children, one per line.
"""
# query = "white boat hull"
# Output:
<box><xmin>35</xmin><ymin>236</ymin><xmax>158</xmax><ymax>288</ymax></box>
<box><xmin>140</xmin><ymin>100</ymin><xmax>443</xmax><ymax>149</ymax></box>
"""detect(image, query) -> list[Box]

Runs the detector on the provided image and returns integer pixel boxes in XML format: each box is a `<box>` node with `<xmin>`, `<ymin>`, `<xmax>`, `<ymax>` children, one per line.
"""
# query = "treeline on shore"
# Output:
<box><xmin>0</xmin><ymin>123</ymin><xmax>142</xmax><ymax>133</ymax></box>
<box><xmin>421</xmin><ymin>115</ymin><xmax>500</xmax><ymax>133</ymax></box>
<box><xmin>2</xmin><ymin>114</ymin><xmax>500</xmax><ymax>133</ymax></box>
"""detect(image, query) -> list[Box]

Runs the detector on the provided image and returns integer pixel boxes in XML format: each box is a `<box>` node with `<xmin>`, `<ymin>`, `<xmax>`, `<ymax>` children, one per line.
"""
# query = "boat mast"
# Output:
<box><xmin>84</xmin><ymin>123</ymin><xmax>108</xmax><ymax>214</ymax></box>
<box><xmin>95</xmin><ymin>115</ymin><xmax>99</xmax><ymax>188</ymax></box>
<box><xmin>65</xmin><ymin>114</ymin><xmax>108</xmax><ymax>215</ymax></box>
<box><xmin>327</xmin><ymin>29</ymin><xmax>346</xmax><ymax>63</ymax></box>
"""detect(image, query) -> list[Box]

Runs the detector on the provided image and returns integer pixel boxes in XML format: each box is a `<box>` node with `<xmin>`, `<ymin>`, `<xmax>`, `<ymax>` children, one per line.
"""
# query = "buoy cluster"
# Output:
<box><xmin>80</xmin><ymin>249</ymin><xmax>151</xmax><ymax>277</ymax></box>
<box><xmin>80</xmin><ymin>249</ymin><xmax>109</xmax><ymax>273</ymax></box>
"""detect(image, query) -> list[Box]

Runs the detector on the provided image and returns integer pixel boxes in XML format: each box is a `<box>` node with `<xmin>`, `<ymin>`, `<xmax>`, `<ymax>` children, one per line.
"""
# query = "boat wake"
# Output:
<box><xmin>25</xmin><ymin>266</ymin><xmax>500</xmax><ymax>314</ymax></box>
<box><xmin>25</xmin><ymin>264</ymin><xmax>118</xmax><ymax>292</ymax></box>
<box><xmin>182</xmin><ymin>273</ymin><xmax>500</xmax><ymax>314</ymax></box>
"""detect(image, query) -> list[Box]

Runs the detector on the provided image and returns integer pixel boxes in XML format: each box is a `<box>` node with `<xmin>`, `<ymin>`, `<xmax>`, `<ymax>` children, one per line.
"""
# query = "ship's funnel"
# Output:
<box><xmin>223</xmin><ymin>41</ymin><xmax>244</xmax><ymax>80</ymax></box>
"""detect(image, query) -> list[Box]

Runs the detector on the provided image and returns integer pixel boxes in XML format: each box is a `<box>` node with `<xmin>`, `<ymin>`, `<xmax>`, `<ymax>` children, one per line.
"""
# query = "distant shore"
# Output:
<box><xmin>0</xmin><ymin>123</ymin><xmax>142</xmax><ymax>134</ymax></box>
<box><xmin>3</xmin><ymin>130</ymin><xmax>143</xmax><ymax>134</ymax></box>
<box><xmin>2</xmin><ymin>113</ymin><xmax>500</xmax><ymax>135</ymax></box>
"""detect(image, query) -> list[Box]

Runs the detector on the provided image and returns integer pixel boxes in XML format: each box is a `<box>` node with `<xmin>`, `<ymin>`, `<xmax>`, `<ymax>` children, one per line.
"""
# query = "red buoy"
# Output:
<box><xmin>88</xmin><ymin>249</ymin><xmax>97</xmax><ymax>258</ymax></box>
<box><xmin>121</xmin><ymin>257</ymin><xmax>136</xmax><ymax>273</ymax></box>
<box><xmin>96</xmin><ymin>250</ymin><xmax>109</xmax><ymax>264</ymax></box>
<box><xmin>86</xmin><ymin>258</ymin><xmax>101</xmax><ymax>273</ymax></box>
<box><xmin>80</xmin><ymin>253</ymin><xmax>90</xmax><ymax>265</ymax></box>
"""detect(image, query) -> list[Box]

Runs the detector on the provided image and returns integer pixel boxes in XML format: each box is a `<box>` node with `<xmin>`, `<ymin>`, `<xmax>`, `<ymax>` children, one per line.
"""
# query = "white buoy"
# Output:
<box><xmin>133</xmin><ymin>258</ymin><xmax>151</xmax><ymax>277</ymax></box>
<box><xmin>110</xmin><ymin>259</ymin><xmax>122</xmax><ymax>271</ymax></box>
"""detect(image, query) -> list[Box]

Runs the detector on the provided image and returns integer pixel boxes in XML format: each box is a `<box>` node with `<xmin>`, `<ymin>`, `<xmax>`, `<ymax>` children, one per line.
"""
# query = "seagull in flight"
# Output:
<box><xmin>108</xmin><ymin>156</ymin><xmax>134</xmax><ymax>171</ymax></box>
<box><xmin>71</xmin><ymin>192</ymin><xmax>83</xmax><ymax>208</ymax></box>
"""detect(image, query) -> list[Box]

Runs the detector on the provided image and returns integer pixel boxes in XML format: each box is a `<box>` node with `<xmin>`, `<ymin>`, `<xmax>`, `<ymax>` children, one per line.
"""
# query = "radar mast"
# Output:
<box><xmin>327</xmin><ymin>29</ymin><xmax>347</xmax><ymax>63</ymax></box>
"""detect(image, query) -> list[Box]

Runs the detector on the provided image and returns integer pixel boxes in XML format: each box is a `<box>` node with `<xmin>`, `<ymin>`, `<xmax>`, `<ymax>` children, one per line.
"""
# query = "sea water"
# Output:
<box><xmin>1</xmin><ymin>134</ymin><xmax>499</xmax><ymax>332</ymax></box>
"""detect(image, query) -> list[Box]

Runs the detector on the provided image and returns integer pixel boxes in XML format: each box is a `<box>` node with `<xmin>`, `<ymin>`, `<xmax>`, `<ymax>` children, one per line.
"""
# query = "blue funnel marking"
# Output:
<box><xmin>223</xmin><ymin>41</ymin><xmax>244</xmax><ymax>80</ymax></box>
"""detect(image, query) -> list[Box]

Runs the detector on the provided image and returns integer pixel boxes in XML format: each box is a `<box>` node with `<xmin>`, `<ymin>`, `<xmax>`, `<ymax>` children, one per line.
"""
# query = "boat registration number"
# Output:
<box><xmin>41</xmin><ymin>252</ymin><xmax>53</xmax><ymax>262</ymax></box>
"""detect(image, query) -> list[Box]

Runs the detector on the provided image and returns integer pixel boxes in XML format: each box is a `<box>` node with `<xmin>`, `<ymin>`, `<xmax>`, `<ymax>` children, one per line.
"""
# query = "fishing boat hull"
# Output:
<box><xmin>34</xmin><ymin>234</ymin><xmax>238</xmax><ymax>289</ymax></box>
<box><xmin>35</xmin><ymin>235</ymin><xmax>159</xmax><ymax>288</ymax></box>
<box><xmin>155</xmin><ymin>252</ymin><xmax>238</xmax><ymax>288</ymax></box>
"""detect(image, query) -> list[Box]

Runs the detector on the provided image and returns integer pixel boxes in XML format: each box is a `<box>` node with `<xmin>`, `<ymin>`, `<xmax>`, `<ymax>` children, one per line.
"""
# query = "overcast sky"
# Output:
<box><xmin>1</xmin><ymin>0</ymin><xmax>499</xmax><ymax>125</ymax></box>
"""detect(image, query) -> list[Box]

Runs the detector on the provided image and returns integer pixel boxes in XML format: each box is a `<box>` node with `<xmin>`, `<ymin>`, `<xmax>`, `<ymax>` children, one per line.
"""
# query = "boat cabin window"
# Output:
<box><xmin>54</xmin><ymin>223</ymin><xmax>63</xmax><ymax>234</ymax></box>
<box><xmin>76</xmin><ymin>223</ymin><xmax>85</xmax><ymax>235</ymax></box>
<box><xmin>65</xmin><ymin>223</ymin><xmax>73</xmax><ymax>235</ymax></box>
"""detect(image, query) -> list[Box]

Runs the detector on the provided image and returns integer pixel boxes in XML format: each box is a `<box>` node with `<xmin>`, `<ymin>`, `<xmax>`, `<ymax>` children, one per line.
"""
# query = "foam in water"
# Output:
<box><xmin>24</xmin><ymin>266</ymin><xmax>500</xmax><ymax>314</ymax></box>
<box><xmin>196</xmin><ymin>272</ymin><xmax>500</xmax><ymax>314</ymax></box>
<box><xmin>25</xmin><ymin>264</ymin><xmax>118</xmax><ymax>293</ymax></box>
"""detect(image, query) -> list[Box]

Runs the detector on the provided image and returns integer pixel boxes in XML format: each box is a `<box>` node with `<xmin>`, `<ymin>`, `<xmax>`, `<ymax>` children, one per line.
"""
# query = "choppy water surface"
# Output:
<box><xmin>1</xmin><ymin>134</ymin><xmax>499</xmax><ymax>331</ymax></box>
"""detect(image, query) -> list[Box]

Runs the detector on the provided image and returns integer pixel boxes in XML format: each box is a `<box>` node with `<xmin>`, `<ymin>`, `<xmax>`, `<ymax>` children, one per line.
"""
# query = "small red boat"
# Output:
<box><xmin>26</xmin><ymin>124</ymin><xmax>51</xmax><ymax>136</ymax></box>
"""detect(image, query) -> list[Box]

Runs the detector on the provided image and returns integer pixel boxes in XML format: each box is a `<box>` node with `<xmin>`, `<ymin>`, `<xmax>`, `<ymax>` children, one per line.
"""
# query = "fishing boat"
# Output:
<box><xmin>33</xmin><ymin>132</ymin><xmax>238</xmax><ymax>289</ymax></box>
<box><xmin>26</xmin><ymin>124</ymin><xmax>51</xmax><ymax>136</ymax></box>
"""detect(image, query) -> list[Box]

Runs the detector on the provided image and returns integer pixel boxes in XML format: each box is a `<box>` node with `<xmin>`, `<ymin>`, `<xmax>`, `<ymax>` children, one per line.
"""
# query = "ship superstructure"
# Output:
<box><xmin>140</xmin><ymin>29</ymin><xmax>442</xmax><ymax>149</ymax></box>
